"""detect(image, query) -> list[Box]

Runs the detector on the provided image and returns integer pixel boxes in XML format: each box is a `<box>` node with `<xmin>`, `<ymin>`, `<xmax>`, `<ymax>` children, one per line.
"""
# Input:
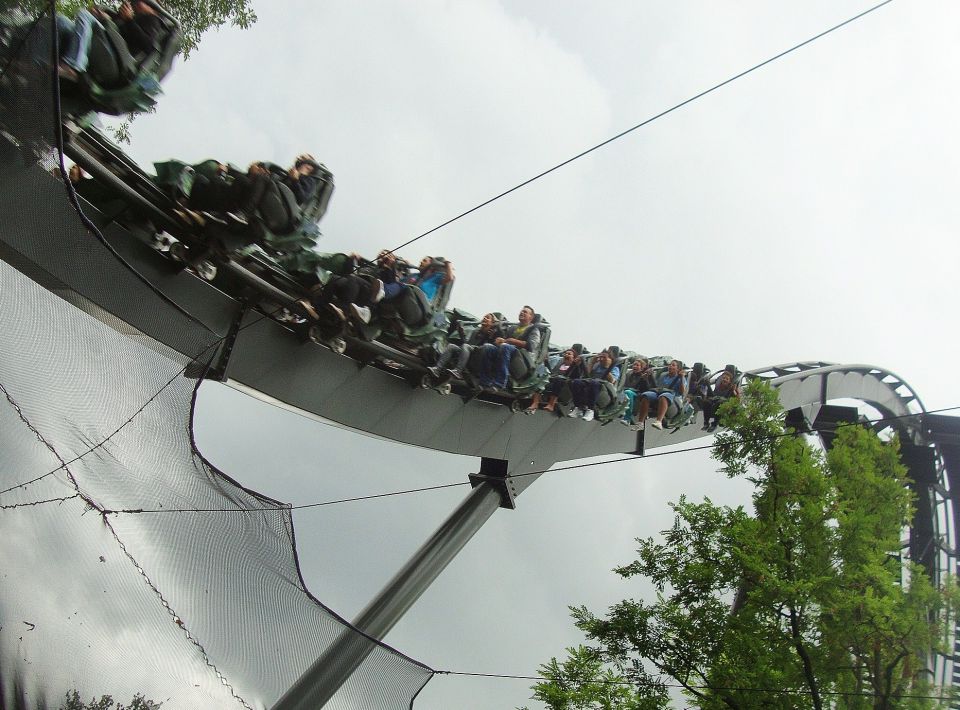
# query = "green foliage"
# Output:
<box><xmin>60</xmin><ymin>690</ymin><xmax>162</xmax><ymax>710</ymax></box>
<box><xmin>518</xmin><ymin>646</ymin><xmax>652</xmax><ymax>710</ymax></box>
<box><xmin>17</xmin><ymin>0</ymin><xmax>259</xmax><ymax>141</ymax></box>
<box><xmin>34</xmin><ymin>0</ymin><xmax>257</xmax><ymax>56</ymax></box>
<box><xmin>527</xmin><ymin>381</ymin><xmax>958</xmax><ymax>709</ymax></box>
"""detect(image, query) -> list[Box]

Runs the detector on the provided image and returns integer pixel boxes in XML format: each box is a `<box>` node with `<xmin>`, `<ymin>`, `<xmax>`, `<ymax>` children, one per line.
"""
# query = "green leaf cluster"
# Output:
<box><xmin>527</xmin><ymin>381</ymin><xmax>958</xmax><ymax>709</ymax></box>
<box><xmin>22</xmin><ymin>0</ymin><xmax>257</xmax><ymax>57</ymax></box>
<box><xmin>59</xmin><ymin>690</ymin><xmax>161</xmax><ymax>710</ymax></box>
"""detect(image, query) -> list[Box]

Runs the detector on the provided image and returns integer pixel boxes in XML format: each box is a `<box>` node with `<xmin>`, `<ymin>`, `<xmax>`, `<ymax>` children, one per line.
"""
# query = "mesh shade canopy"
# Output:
<box><xmin>0</xmin><ymin>9</ymin><xmax>433</xmax><ymax>710</ymax></box>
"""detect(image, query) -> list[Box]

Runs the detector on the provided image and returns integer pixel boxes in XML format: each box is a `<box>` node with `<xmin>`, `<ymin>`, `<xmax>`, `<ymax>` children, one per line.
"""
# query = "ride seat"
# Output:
<box><xmin>508</xmin><ymin>318</ymin><xmax>550</xmax><ymax>382</ymax></box>
<box><xmin>84</xmin><ymin>5</ymin><xmax>181</xmax><ymax>97</ymax></box>
<box><xmin>86</xmin><ymin>23</ymin><xmax>137</xmax><ymax>89</ymax></box>
<box><xmin>258</xmin><ymin>181</ymin><xmax>300</xmax><ymax>236</ymax></box>
<box><xmin>378</xmin><ymin>285</ymin><xmax>431</xmax><ymax>329</ymax></box>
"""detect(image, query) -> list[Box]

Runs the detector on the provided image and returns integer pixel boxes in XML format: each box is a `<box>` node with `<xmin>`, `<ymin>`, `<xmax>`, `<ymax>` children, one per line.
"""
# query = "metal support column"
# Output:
<box><xmin>272</xmin><ymin>464</ymin><xmax>506</xmax><ymax>710</ymax></box>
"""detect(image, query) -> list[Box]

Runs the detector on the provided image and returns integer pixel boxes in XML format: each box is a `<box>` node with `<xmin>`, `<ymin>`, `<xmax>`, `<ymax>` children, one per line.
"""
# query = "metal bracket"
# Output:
<box><xmin>207</xmin><ymin>302</ymin><xmax>248</xmax><ymax>382</ymax></box>
<box><xmin>468</xmin><ymin>457</ymin><xmax>517</xmax><ymax>509</ymax></box>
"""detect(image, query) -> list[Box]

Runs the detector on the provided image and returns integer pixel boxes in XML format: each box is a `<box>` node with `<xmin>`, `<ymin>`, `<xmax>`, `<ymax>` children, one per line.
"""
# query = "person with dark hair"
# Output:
<box><xmin>478</xmin><ymin>305</ymin><xmax>540</xmax><ymax>391</ymax></box>
<box><xmin>281</xmin><ymin>154</ymin><xmax>321</xmax><ymax>204</ymax></box>
<box><xmin>176</xmin><ymin>154</ymin><xmax>317</xmax><ymax>227</ymax></box>
<box><xmin>109</xmin><ymin>1</ymin><xmax>163</xmax><ymax>58</ymax></box>
<box><xmin>407</xmin><ymin>256</ymin><xmax>455</xmax><ymax>302</ymax></box>
<box><xmin>620</xmin><ymin>358</ymin><xmax>656</xmax><ymax>429</ymax></box>
<box><xmin>568</xmin><ymin>350</ymin><xmax>620</xmax><ymax>422</ymax></box>
<box><xmin>525</xmin><ymin>348</ymin><xmax>585</xmax><ymax>414</ymax></box>
<box><xmin>700</xmin><ymin>370</ymin><xmax>740</xmax><ymax>432</ymax></box>
<box><xmin>634</xmin><ymin>359</ymin><xmax>687</xmax><ymax>430</ymax></box>
<box><xmin>429</xmin><ymin>312</ymin><xmax>499</xmax><ymax>381</ymax></box>
<box><xmin>375</xmin><ymin>250</ymin><xmax>406</xmax><ymax>302</ymax></box>
<box><xmin>51</xmin><ymin>1</ymin><xmax>162</xmax><ymax>81</ymax></box>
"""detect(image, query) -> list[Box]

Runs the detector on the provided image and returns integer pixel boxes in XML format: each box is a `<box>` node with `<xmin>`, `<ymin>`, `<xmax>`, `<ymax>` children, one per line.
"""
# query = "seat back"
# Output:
<box><xmin>84</xmin><ymin>5</ymin><xmax>181</xmax><ymax>113</ymax></box>
<box><xmin>503</xmin><ymin>316</ymin><xmax>549</xmax><ymax>383</ymax></box>
<box><xmin>144</xmin><ymin>3</ymin><xmax>181</xmax><ymax>82</ymax></box>
<box><xmin>596</xmin><ymin>380</ymin><xmax>618</xmax><ymax>410</ymax></box>
<box><xmin>86</xmin><ymin>22</ymin><xmax>136</xmax><ymax>88</ymax></box>
<box><xmin>259</xmin><ymin>182</ymin><xmax>299</xmax><ymax>236</ymax></box>
<box><xmin>297</xmin><ymin>164</ymin><xmax>335</xmax><ymax>226</ymax></box>
<box><xmin>378</xmin><ymin>285</ymin><xmax>431</xmax><ymax>329</ymax></box>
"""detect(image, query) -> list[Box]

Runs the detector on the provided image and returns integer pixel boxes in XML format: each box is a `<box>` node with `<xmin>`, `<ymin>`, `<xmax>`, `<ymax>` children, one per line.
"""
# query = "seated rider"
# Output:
<box><xmin>178</xmin><ymin>154</ymin><xmax>317</xmax><ymax>226</ymax></box>
<box><xmin>296</xmin><ymin>252</ymin><xmax>384</xmax><ymax>326</ymax></box>
<box><xmin>634</xmin><ymin>359</ymin><xmax>687</xmax><ymax>431</ymax></box>
<box><xmin>47</xmin><ymin>2</ymin><xmax>163</xmax><ymax>82</ymax></box>
<box><xmin>700</xmin><ymin>370</ymin><xmax>740</xmax><ymax>432</ymax></box>
<box><xmin>428</xmin><ymin>312</ymin><xmax>499</xmax><ymax>381</ymax></box>
<box><xmin>525</xmin><ymin>348</ymin><xmax>584</xmax><ymax>414</ymax></box>
<box><xmin>567</xmin><ymin>350</ymin><xmax>620</xmax><ymax>422</ymax></box>
<box><xmin>406</xmin><ymin>256</ymin><xmax>454</xmax><ymax>303</ymax></box>
<box><xmin>620</xmin><ymin>358</ymin><xmax>657</xmax><ymax>429</ymax></box>
<box><xmin>281</xmin><ymin>154</ymin><xmax>321</xmax><ymax>205</ymax></box>
<box><xmin>375</xmin><ymin>250</ymin><xmax>406</xmax><ymax>302</ymax></box>
<box><xmin>477</xmin><ymin>305</ymin><xmax>540</xmax><ymax>392</ymax></box>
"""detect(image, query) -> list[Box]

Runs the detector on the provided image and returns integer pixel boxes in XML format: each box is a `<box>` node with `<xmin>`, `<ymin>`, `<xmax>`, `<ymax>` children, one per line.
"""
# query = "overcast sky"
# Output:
<box><xmin>109</xmin><ymin>1</ymin><xmax>960</xmax><ymax>707</ymax></box>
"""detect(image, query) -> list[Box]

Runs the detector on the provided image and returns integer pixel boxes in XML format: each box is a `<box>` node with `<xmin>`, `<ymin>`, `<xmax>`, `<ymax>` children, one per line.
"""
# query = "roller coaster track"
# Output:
<box><xmin>2</xmin><ymin>143</ymin><xmax>959</xmax><ymax>703</ymax></box>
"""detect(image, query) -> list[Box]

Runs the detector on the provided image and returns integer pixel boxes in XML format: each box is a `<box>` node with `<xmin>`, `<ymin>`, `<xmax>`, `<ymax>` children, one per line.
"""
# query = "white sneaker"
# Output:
<box><xmin>568</xmin><ymin>407</ymin><xmax>583</xmax><ymax>418</ymax></box>
<box><xmin>350</xmin><ymin>304</ymin><xmax>372</xmax><ymax>324</ymax></box>
<box><xmin>651</xmin><ymin>419</ymin><xmax>663</xmax><ymax>430</ymax></box>
<box><xmin>582</xmin><ymin>409</ymin><xmax>595</xmax><ymax>422</ymax></box>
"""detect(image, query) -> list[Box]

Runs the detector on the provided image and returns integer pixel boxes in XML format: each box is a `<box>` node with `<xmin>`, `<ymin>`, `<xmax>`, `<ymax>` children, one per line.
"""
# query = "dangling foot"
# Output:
<box><xmin>325</xmin><ymin>303</ymin><xmax>346</xmax><ymax>322</ymax></box>
<box><xmin>174</xmin><ymin>208</ymin><xmax>206</xmax><ymax>227</ymax></box>
<box><xmin>350</xmin><ymin>303</ymin><xmax>372</xmax><ymax>324</ymax></box>
<box><xmin>296</xmin><ymin>299</ymin><xmax>319</xmax><ymax>320</ymax></box>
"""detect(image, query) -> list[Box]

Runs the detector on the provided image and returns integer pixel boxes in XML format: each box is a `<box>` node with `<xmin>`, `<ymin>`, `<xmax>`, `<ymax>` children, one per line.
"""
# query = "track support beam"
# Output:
<box><xmin>272</xmin><ymin>460</ymin><xmax>507</xmax><ymax>710</ymax></box>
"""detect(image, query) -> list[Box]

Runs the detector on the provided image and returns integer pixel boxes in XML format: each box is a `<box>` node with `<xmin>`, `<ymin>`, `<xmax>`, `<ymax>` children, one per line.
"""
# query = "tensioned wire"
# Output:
<box><xmin>385</xmin><ymin>0</ymin><xmax>895</xmax><ymax>256</ymax></box>
<box><xmin>85</xmin><ymin>404</ymin><xmax>960</xmax><ymax>516</ymax></box>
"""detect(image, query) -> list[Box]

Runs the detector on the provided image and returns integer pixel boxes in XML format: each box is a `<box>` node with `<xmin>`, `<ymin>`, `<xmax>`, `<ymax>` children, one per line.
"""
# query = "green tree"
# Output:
<box><xmin>60</xmin><ymin>689</ymin><xmax>161</xmax><ymax>710</ymax></box>
<box><xmin>23</xmin><ymin>0</ymin><xmax>257</xmax><ymax>57</ymax></box>
<box><xmin>528</xmin><ymin>381</ymin><xmax>957</xmax><ymax>709</ymax></box>
<box><xmin>519</xmin><ymin>645</ymin><xmax>651</xmax><ymax>710</ymax></box>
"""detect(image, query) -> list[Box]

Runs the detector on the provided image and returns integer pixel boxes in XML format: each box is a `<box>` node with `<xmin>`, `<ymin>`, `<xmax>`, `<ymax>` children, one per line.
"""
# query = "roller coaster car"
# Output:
<box><xmin>358</xmin><ymin>276</ymin><xmax>454</xmax><ymax>363</ymax></box>
<box><xmin>151</xmin><ymin>158</ymin><xmax>334</xmax><ymax>281</ymax></box>
<box><xmin>541</xmin><ymin>345</ymin><xmax>629</xmax><ymax>422</ymax></box>
<box><xmin>60</xmin><ymin>128</ymin><xmax>338</xmax><ymax>325</ymax></box>
<box><xmin>72</xmin><ymin>1</ymin><xmax>180</xmax><ymax>116</ymax></box>
<box><xmin>0</xmin><ymin>3</ymin><xmax>181</xmax><ymax>118</ymax></box>
<box><xmin>593</xmin><ymin>346</ymin><xmax>631</xmax><ymax>423</ymax></box>
<box><xmin>466</xmin><ymin>314</ymin><xmax>551</xmax><ymax>407</ymax></box>
<box><xmin>650</xmin><ymin>361</ymin><xmax>697</xmax><ymax>430</ymax></box>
